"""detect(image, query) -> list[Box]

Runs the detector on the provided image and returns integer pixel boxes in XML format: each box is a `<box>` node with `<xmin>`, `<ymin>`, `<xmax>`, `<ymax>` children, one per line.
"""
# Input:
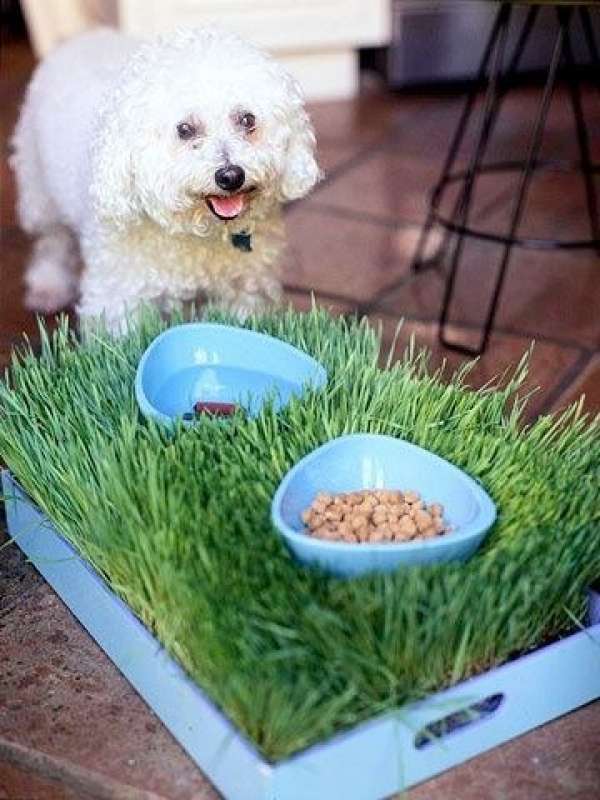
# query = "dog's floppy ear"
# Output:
<box><xmin>279</xmin><ymin>81</ymin><xmax>322</xmax><ymax>202</ymax></box>
<box><xmin>90</xmin><ymin>96</ymin><xmax>142</xmax><ymax>228</ymax></box>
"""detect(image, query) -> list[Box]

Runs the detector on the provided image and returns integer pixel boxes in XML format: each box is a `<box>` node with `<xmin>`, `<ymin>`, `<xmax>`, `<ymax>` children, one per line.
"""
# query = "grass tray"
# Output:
<box><xmin>1</xmin><ymin>308</ymin><xmax>599</xmax><ymax>798</ymax></box>
<box><xmin>3</xmin><ymin>475</ymin><xmax>600</xmax><ymax>799</ymax></box>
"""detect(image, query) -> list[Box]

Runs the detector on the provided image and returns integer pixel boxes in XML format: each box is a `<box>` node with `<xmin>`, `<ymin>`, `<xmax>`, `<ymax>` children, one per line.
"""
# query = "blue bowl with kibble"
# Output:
<box><xmin>135</xmin><ymin>323</ymin><xmax>327</xmax><ymax>426</ymax></box>
<box><xmin>271</xmin><ymin>434</ymin><xmax>496</xmax><ymax>578</ymax></box>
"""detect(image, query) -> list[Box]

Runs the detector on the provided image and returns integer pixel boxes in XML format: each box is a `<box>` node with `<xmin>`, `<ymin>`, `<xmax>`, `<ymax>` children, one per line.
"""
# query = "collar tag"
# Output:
<box><xmin>230</xmin><ymin>232</ymin><xmax>252</xmax><ymax>252</ymax></box>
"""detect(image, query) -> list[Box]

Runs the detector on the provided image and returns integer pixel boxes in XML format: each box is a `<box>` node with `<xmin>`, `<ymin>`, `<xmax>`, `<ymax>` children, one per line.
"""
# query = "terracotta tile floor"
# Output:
<box><xmin>1</xmin><ymin>26</ymin><xmax>599</xmax><ymax>800</ymax></box>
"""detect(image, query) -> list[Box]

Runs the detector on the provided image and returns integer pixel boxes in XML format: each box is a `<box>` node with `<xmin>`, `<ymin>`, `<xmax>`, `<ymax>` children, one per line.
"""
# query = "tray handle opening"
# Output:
<box><xmin>414</xmin><ymin>692</ymin><xmax>505</xmax><ymax>750</ymax></box>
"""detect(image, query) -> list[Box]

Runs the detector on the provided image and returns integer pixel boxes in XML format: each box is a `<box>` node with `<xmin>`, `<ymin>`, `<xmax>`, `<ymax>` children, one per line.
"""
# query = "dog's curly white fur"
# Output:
<box><xmin>11</xmin><ymin>27</ymin><xmax>320</xmax><ymax>332</ymax></box>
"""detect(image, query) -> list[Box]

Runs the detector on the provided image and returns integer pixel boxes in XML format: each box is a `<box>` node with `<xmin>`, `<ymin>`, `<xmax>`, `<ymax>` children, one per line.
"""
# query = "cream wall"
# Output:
<box><xmin>20</xmin><ymin>0</ymin><xmax>391</xmax><ymax>101</ymax></box>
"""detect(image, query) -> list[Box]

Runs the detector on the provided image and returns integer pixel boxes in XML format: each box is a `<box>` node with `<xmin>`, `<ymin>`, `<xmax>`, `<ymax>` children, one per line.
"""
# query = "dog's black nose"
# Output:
<box><xmin>215</xmin><ymin>165</ymin><xmax>245</xmax><ymax>192</ymax></box>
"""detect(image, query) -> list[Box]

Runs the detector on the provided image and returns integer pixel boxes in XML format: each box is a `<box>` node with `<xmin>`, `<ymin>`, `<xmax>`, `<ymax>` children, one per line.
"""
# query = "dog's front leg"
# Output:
<box><xmin>77</xmin><ymin>229</ymin><xmax>161</xmax><ymax>336</ymax></box>
<box><xmin>77</xmin><ymin>289</ymin><xmax>146</xmax><ymax>337</ymax></box>
<box><xmin>210</xmin><ymin>268</ymin><xmax>283</xmax><ymax>321</ymax></box>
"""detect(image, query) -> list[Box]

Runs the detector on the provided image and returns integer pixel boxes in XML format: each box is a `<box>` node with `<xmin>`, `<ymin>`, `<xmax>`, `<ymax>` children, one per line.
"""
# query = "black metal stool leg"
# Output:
<box><xmin>579</xmin><ymin>6</ymin><xmax>600</xmax><ymax>76</ymax></box>
<box><xmin>563</xmin><ymin>10</ymin><xmax>600</xmax><ymax>254</ymax></box>
<box><xmin>439</xmin><ymin>9</ymin><xmax>569</xmax><ymax>357</ymax></box>
<box><xmin>410</xmin><ymin>2</ymin><xmax>511</xmax><ymax>273</ymax></box>
<box><xmin>437</xmin><ymin>5</ymin><xmax>513</xmax><ymax>354</ymax></box>
<box><xmin>430</xmin><ymin>4</ymin><xmax>541</xmax><ymax>269</ymax></box>
<box><xmin>412</xmin><ymin>3</ymin><xmax>541</xmax><ymax>276</ymax></box>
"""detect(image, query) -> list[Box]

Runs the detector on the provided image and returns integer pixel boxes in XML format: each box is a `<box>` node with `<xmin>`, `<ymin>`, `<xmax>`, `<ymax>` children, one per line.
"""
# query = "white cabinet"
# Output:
<box><xmin>119</xmin><ymin>0</ymin><xmax>391</xmax><ymax>100</ymax></box>
<box><xmin>119</xmin><ymin>0</ymin><xmax>388</xmax><ymax>51</ymax></box>
<box><xmin>20</xmin><ymin>0</ymin><xmax>390</xmax><ymax>101</ymax></box>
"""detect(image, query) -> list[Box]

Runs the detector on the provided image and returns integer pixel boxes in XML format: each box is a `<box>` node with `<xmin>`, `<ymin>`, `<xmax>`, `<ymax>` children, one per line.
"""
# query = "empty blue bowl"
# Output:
<box><xmin>135</xmin><ymin>323</ymin><xmax>327</xmax><ymax>425</ymax></box>
<box><xmin>271</xmin><ymin>434</ymin><xmax>496</xmax><ymax>577</ymax></box>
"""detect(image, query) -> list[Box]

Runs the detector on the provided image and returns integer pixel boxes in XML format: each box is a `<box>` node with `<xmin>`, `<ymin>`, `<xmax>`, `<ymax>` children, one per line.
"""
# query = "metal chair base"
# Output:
<box><xmin>411</xmin><ymin>2</ymin><xmax>600</xmax><ymax>357</ymax></box>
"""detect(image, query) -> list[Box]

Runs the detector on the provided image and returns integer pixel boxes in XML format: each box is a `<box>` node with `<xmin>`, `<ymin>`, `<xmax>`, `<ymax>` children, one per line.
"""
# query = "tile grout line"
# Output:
<box><xmin>534</xmin><ymin>349</ymin><xmax>596</xmax><ymax>417</ymax></box>
<box><xmin>0</xmin><ymin>735</ymin><xmax>167</xmax><ymax>800</ymax></box>
<box><xmin>356</xmin><ymin>266</ymin><xmax>431</xmax><ymax>317</ymax></box>
<box><xmin>294</xmin><ymin>201</ymin><xmax>422</xmax><ymax>231</ymax></box>
<box><xmin>297</xmin><ymin>168</ymin><xmax>516</xmax><ymax>233</ymax></box>
<box><xmin>357</xmin><ymin>255</ymin><xmax>599</xmax><ymax>352</ymax></box>
<box><xmin>287</xmin><ymin>124</ymin><xmax>409</xmax><ymax>214</ymax></box>
<box><xmin>311</xmin><ymin>106</ymin><xmax>449</xmax><ymax>191</ymax></box>
<box><xmin>284</xmin><ymin>283</ymin><xmax>595</xmax><ymax>353</ymax></box>
<box><xmin>371</xmin><ymin>311</ymin><xmax>596</xmax><ymax>354</ymax></box>
<box><xmin>368</xmin><ymin>304</ymin><xmax>598</xmax><ymax>353</ymax></box>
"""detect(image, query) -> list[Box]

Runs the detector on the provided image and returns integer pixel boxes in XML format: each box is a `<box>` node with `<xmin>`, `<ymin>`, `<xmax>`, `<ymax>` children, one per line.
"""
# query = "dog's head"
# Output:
<box><xmin>91</xmin><ymin>27</ymin><xmax>321</xmax><ymax>235</ymax></box>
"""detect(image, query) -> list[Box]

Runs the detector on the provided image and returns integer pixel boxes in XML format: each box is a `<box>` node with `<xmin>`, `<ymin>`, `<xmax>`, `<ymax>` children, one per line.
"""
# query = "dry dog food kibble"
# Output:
<box><xmin>301</xmin><ymin>490</ymin><xmax>449</xmax><ymax>543</ymax></box>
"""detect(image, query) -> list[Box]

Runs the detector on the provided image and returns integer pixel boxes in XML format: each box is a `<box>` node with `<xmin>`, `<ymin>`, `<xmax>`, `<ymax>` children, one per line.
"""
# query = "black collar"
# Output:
<box><xmin>230</xmin><ymin>232</ymin><xmax>252</xmax><ymax>252</ymax></box>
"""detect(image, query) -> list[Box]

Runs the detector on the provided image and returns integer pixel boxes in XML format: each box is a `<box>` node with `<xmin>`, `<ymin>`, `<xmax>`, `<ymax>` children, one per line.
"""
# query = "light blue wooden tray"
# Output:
<box><xmin>3</xmin><ymin>471</ymin><xmax>599</xmax><ymax>800</ymax></box>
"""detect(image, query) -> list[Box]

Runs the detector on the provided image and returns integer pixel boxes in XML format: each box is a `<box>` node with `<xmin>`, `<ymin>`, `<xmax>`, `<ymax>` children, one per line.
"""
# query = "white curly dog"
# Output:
<box><xmin>11</xmin><ymin>27</ymin><xmax>320</xmax><ymax>332</ymax></box>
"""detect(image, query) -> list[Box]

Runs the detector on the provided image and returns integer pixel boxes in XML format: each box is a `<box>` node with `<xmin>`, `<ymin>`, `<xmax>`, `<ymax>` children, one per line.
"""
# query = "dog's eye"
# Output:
<box><xmin>238</xmin><ymin>112</ymin><xmax>256</xmax><ymax>133</ymax></box>
<box><xmin>177</xmin><ymin>122</ymin><xmax>197</xmax><ymax>140</ymax></box>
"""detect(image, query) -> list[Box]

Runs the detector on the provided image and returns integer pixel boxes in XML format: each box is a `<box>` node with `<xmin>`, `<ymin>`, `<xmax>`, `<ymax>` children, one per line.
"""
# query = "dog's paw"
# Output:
<box><xmin>227</xmin><ymin>300</ymin><xmax>267</xmax><ymax>322</ymax></box>
<box><xmin>76</xmin><ymin>310</ymin><xmax>130</xmax><ymax>338</ymax></box>
<box><xmin>223</xmin><ymin>289</ymin><xmax>277</xmax><ymax>321</ymax></box>
<box><xmin>77</xmin><ymin>303</ymin><xmax>144</xmax><ymax>339</ymax></box>
<box><xmin>25</xmin><ymin>283</ymin><xmax>75</xmax><ymax>313</ymax></box>
<box><xmin>25</xmin><ymin>257</ymin><xmax>77</xmax><ymax>313</ymax></box>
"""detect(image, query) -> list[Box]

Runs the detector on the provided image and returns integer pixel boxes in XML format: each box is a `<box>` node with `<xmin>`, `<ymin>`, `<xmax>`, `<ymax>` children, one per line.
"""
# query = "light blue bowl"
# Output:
<box><xmin>271</xmin><ymin>434</ymin><xmax>496</xmax><ymax>578</ymax></box>
<box><xmin>135</xmin><ymin>323</ymin><xmax>327</xmax><ymax>425</ymax></box>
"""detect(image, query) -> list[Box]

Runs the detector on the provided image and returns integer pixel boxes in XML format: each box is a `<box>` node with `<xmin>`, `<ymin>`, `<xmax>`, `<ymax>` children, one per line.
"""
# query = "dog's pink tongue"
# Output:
<box><xmin>209</xmin><ymin>194</ymin><xmax>245</xmax><ymax>218</ymax></box>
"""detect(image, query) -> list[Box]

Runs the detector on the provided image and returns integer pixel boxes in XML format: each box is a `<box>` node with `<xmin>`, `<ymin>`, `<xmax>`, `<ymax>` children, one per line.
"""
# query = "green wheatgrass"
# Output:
<box><xmin>1</xmin><ymin>306</ymin><xmax>598</xmax><ymax>760</ymax></box>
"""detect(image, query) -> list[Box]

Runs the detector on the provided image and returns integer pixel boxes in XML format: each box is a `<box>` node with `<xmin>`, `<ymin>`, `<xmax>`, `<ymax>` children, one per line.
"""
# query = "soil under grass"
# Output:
<box><xmin>1</xmin><ymin>307</ymin><xmax>599</xmax><ymax>761</ymax></box>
